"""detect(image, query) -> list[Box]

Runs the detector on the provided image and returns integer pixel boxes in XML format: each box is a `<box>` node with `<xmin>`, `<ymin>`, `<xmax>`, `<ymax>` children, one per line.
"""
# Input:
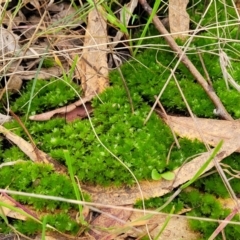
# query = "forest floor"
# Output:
<box><xmin>1</xmin><ymin>1</ymin><xmax>240</xmax><ymax>239</ymax></box>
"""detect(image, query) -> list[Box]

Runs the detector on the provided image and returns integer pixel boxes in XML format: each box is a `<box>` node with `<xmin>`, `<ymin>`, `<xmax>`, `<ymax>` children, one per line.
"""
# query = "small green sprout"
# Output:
<box><xmin>151</xmin><ymin>169</ymin><xmax>175</xmax><ymax>181</ymax></box>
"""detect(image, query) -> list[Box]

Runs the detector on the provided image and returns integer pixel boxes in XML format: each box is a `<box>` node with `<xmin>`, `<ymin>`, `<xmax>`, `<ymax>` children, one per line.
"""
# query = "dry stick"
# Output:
<box><xmin>8</xmin><ymin>110</ymin><xmax>41</xmax><ymax>161</ymax></box>
<box><xmin>197</xmin><ymin>49</ymin><xmax>213</xmax><ymax>87</ymax></box>
<box><xmin>139</xmin><ymin>0</ymin><xmax>233</xmax><ymax>121</ymax></box>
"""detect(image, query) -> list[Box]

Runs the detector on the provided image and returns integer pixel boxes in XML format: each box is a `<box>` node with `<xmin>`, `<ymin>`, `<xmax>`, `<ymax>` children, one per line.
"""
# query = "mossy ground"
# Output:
<box><xmin>1</xmin><ymin>1</ymin><xmax>240</xmax><ymax>238</ymax></box>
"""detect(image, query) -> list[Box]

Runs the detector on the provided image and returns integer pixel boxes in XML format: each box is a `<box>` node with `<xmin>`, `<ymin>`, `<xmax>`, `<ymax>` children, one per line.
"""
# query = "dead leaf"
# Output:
<box><xmin>82</xmin><ymin>134</ymin><xmax>240</xmax><ymax>205</ymax></box>
<box><xmin>47</xmin><ymin>2</ymin><xmax>65</xmax><ymax>12</ymax></box>
<box><xmin>34</xmin><ymin>233</ymin><xmax>88</xmax><ymax>240</ymax></box>
<box><xmin>77</xmin><ymin>5</ymin><xmax>109</xmax><ymax>97</ymax></box>
<box><xmin>0</xmin><ymin>125</ymin><xmax>66</xmax><ymax>173</ymax></box>
<box><xmin>15</xmin><ymin>66</ymin><xmax>64</xmax><ymax>80</ymax></box>
<box><xmin>0</xmin><ymin>26</ymin><xmax>21</xmax><ymax>56</ymax></box>
<box><xmin>0</xmin><ymin>194</ymin><xmax>38</xmax><ymax>221</ymax></box>
<box><xmin>125</xmin><ymin>211</ymin><xmax>200</xmax><ymax>239</ymax></box>
<box><xmin>218</xmin><ymin>197</ymin><xmax>240</xmax><ymax>210</ymax></box>
<box><xmin>34</xmin><ymin>236</ymin><xmax>57</xmax><ymax>240</ymax></box>
<box><xmin>25</xmin><ymin>0</ymin><xmax>40</xmax><ymax>9</ymax></box>
<box><xmin>29</xmin><ymin>95</ymin><xmax>93</xmax><ymax>121</ymax></box>
<box><xmin>0</xmin><ymin>75</ymin><xmax>23</xmax><ymax>101</ymax></box>
<box><xmin>56</xmin><ymin>102</ymin><xmax>93</xmax><ymax>122</ymax></box>
<box><xmin>51</xmin><ymin>3</ymin><xmax>84</xmax><ymax>29</ymax></box>
<box><xmin>89</xmin><ymin>207</ymin><xmax>133</xmax><ymax>239</ymax></box>
<box><xmin>1</xmin><ymin>10</ymin><xmax>26</xmax><ymax>29</ymax></box>
<box><xmin>169</xmin><ymin>0</ymin><xmax>189</xmax><ymax>39</ymax></box>
<box><xmin>161</xmin><ymin>114</ymin><xmax>240</xmax><ymax>152</ymax></box>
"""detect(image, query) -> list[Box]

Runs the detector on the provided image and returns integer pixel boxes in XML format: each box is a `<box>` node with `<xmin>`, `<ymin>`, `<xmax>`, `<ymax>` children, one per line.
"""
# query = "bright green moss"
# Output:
<box><xmin>45</xmin><ymin>213</ymin><xmax>80</xmax><ymax>233</ymax></box>
<box><xmin>136</xmin><ymin>187</ymin><xmax>240</xmax><ymax>239</ymax></box>
<box><xmin>42</xmin><ymin>58</ymin><xmax>55</xmax><ymax>68</ymax></box>
<box><xmin>4</xmin><ymin>8</ymin><xmax>240</xmax><ymax>188</ymax></box>
<box><xmin>11</xmin><ymin>213</ymin><xmax>80</xmax><ymax>236</ymax></box>
<box><xmin>0</xmin><ymin>162</ymin><xmax>79</xmax><ymax>210</ymax></box>
<box><xmin>11</xmin><ymin>78</ymin><xmax>80</xmax><ymax>115</ymax></box>
<box><xmin>14</xmin><ymin>219</ymin><xmax>41</xmax><ymax>236</ymax></box>
<box><xmin>3</xmin><ymin>81</ymin><xmax>208</xmax><ymax>187</ymax></box>
<box><xmin>1</xmin><ymin>1</ymin><xmax>240</xmax><ymax>238</ymax></box>
<box><xmin>1</xmin><ymin>146</ymin><xmax>27</xmax><ymax>162</ymax></box>
<box><xmin>0</xmin><ymin>219</ymin><xmax>11</xmax><ymax>234</ymax></box>
<box><xmin>180</xmin><ymin>189</ymin><xmax>240</xmax><ymax>239</ymax></box>
<box><xmin>193</xmin><ymin>153</ymin><xmax>240</xmax><ymax>198</ymax></box>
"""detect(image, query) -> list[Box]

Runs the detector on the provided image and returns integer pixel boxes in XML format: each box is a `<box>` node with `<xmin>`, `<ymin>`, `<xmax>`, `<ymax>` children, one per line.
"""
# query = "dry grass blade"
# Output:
<box><xmin>89</xmin><ymin>207</ymin><xmax>134</xmax><ymax>239</ymax></box>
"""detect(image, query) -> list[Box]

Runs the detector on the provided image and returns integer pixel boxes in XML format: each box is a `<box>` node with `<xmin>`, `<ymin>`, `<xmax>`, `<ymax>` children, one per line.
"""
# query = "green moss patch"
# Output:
<box><xmin>1</xmin><ymin>1</ymin><xmax>240</xmax><ymax>238</ymax></box>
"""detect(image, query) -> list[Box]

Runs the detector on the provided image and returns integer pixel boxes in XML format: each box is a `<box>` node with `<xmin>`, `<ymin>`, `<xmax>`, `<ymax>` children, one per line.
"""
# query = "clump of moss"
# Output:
<box><xmin>135</xmin><ymin>192</ymin><xmax>184</xmax><ymax>214</ymax></box>
<box><xmin>0</xmin><ymin>162</ymin><xmax>82</xmax><ymax>210</ymax></box>
<box><xmin>3</xmin><ymin>82</ymin><xmax>207</xmax><ymax>187</ymax></box>
<box><xmin>42</xmin><ymin>58</ymin><xmax>55</xmax><ymax>68</ymax></box>
<box><xmin>11</xmin><ymin>78</ymin><xmax>80</xmax><ymax>115</ymax></box>
<box><xmin>11</xmin><ymin>213</ymin><xmax>80</xmax><ymax>236</ymax></box>
<box><xmin>181</xmin><ymin>189</ymin><xmax>240</xmax><ymax>240</ymax></box>
<box><xmin>44</xmin><ymin>213</ymin><xmax>80</xmax><ymax>233</ymax></box>
<box><xmin>13</xmin><ymin>219</ymin><xmax>41</xmax><ymax>236</ymax></box>
<box><xmin>1</xmin><ymin>1</ymin><xmax>240</xmax><ymax>238</ymax></box>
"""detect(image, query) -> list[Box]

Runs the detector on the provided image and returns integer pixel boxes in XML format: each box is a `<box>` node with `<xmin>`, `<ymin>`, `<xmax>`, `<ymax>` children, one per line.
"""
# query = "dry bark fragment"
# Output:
<box><xmin>169</xmin><ymin>0</ymin><xmax>189</xmax><ymax>39</ymax></box>
<box><xmin>77</xmin><ymin>5</ymin><xmax>109</xmax><ymax>97</ymax></box>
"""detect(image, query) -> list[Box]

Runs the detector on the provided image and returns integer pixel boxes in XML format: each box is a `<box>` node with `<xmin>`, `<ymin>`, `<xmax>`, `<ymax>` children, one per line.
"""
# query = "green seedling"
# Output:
<box><xmin>151</xmin><ymin>169</ymin><xmax>175</xmax><ymax>181</ymax></box>
<box><xmin>54</xmin><ymin>54</ymin><xmax>78</xmax><ymax>84</ymax></box>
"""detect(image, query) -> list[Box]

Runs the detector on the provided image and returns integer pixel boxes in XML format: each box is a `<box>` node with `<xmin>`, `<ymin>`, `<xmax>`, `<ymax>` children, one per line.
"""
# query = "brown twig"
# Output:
<box><xmin>138</xmin><ymin>0</ymin><xmax>233</xmax><ymax>120</ymax></box>
<box><xmin>197</xmin><ymin>49</ymin><xmax>213</xmax><ymax>87</ymax></box>
<box><xmin>9</xmin><ymin>110</ymin><xmax>41</xmax><ymax>161</ymax></box>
